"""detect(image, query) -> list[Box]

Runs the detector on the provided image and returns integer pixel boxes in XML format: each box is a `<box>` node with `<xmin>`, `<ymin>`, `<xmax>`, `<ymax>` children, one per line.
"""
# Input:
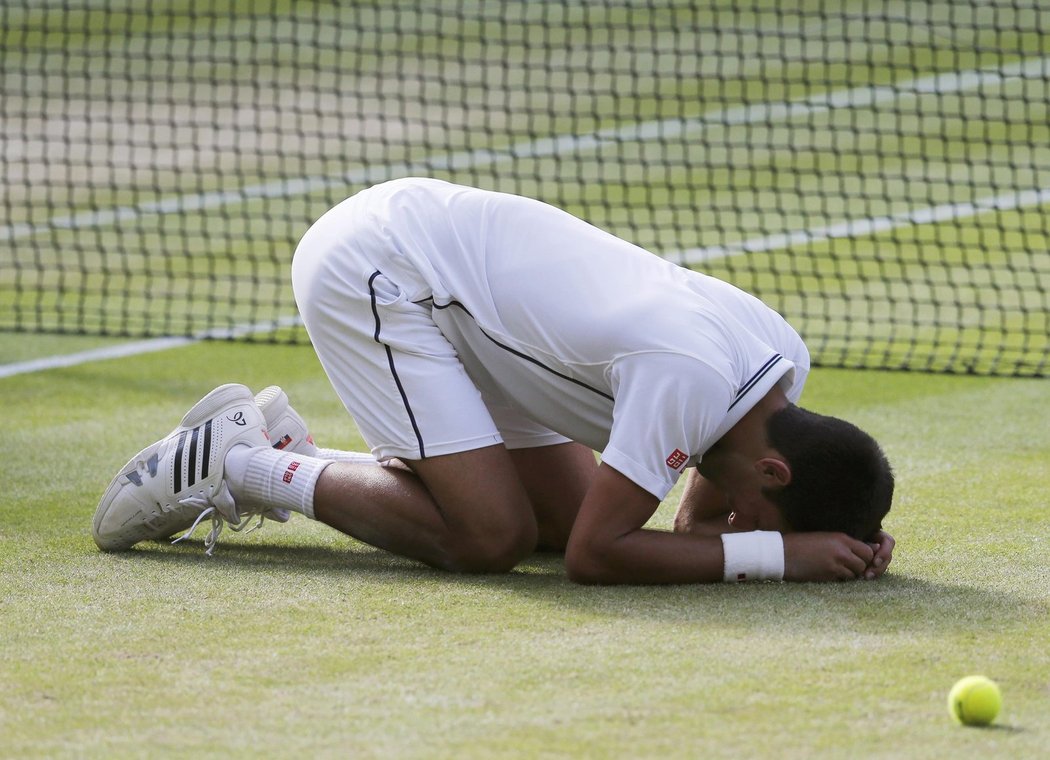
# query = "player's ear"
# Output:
<box><xmin>755</xmin><ymin>457</ymin><xmax>791</xmax><ymax>488</ymax></box>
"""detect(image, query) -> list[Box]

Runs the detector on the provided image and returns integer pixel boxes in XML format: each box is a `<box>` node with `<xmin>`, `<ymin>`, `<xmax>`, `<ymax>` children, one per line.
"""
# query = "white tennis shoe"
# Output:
<box><xmin>92</xmin><ymin>383</ymin><xmax>270</xmax><ymax>554</ymax></box>
<box><xmin>249</xmin><ymin>385</ymin><xmax>319</xmax><ymax>523</ymax></box>
<box><xmin>254</xmin><ymin>385</ymin><xmax>318</xmax><ymax>458</ymax></box>
<box><xmin>93</xmin><ymin>384</ymin><xmax>320</xmax><ymax>553</ymax></box>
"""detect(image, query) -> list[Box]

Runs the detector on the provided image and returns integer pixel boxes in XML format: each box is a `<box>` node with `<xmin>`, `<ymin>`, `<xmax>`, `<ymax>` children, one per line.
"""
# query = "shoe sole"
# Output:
<box><xmin>92</xmin><ymin>438</ymin><xmax>169</xmax><ymax>550</ymax></box>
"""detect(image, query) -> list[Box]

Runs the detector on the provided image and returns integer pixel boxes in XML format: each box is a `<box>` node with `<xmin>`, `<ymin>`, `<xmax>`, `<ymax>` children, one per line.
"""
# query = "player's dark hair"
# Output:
<box><xmin>763</xmin><ymin>404</ymin><xmax>893</xmax><ymax>541</ymax></box>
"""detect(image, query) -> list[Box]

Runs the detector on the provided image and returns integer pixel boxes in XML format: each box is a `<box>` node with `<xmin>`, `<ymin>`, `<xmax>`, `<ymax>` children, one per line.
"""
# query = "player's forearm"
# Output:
<box><xmin>565</xmin><ymin>528</ymin><xmax>726</xmax><ymax>584</ymax></box>
<box><xmin>567</xmin><ymin>463</ymin><xmax>729</xmax><ymax>584</ymax></box>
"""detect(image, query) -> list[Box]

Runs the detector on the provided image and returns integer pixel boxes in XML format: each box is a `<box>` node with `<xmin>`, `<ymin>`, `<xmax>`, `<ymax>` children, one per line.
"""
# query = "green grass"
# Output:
<box><xmin>1</xmin><ymin>337</ymin><xmax>1048</xmax><ymax>758</ymax></box>
<box><xmin>3</xmin><ymin>0</ymin><xmax>1048</xmax><ymax>378</ymax></box>
<box><xmin>1</xmin><ymin>1</ymin><xmax>1048</xmax><ymax>752</ymax></box>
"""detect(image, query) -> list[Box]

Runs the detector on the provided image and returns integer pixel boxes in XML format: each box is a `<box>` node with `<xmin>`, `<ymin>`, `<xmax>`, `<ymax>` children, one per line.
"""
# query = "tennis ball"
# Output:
<box><xmin>947</xmin><ymin>675</ymin><xmax>1001</xmax><ymax>726</ymax></box>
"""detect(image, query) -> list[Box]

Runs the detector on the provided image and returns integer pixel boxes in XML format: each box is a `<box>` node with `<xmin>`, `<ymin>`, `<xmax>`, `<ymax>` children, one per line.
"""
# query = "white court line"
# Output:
<box><xmin>0</xmin><ymin>316</ymin><xmax>302</xmax><ymax>379</ymax></box>
<box><xmin>0</xmin><ymin>336</ymin><xmax>196</xmax><ymax>379</ymax></box>
<box><xmin>3</xmin><ymin>56</ymin><xmax>1048</xmax><ymax>376</ymax></box>
<box><xmin>679</xmin><ymin>186</ymin><xmax>1050</xmax><ymax>263</ymax></box>
<box><xmin>5</xmin><ymin>184</ymin><xmax>1049</xmax><ymax>379</ymax></box>
<box><xmin>1</xmin><ymin>55</ymin><xmax>1046</xmax><ymax>242</ymax></box>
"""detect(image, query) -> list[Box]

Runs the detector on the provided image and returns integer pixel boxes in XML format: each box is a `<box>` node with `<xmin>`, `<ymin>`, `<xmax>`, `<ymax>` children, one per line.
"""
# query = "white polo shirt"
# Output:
<box><xmin>303</xmin><ymin>178</ymin><xmax>809</xmax><ymax>499</ymax></box>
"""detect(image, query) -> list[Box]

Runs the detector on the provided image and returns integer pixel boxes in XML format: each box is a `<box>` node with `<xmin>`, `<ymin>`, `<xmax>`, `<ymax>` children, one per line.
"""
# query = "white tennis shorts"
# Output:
<box><xmin>290</xmin><ymin>193</ymin><xmax>569</xmax><ymax>462</ymax></box>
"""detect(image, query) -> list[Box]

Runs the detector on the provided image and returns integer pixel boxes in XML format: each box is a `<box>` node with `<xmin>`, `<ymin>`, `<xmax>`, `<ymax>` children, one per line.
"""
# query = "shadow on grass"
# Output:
<box><xmin>116</xmin><ymin>536</ymin><xmax>1039</xmax><ymax>634</ymax></box>
<box><xmin>971</xmin><ymin>723</ymin><xmax>1027</xmax><ymax>734</ymax></box>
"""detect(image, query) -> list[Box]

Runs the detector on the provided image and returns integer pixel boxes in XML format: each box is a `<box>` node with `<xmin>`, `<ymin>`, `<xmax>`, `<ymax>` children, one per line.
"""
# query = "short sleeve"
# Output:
<box><xmin>778</xmin><ymin>335</ymin><xmax>809</xmax><ymax>403</ymax></box>
<box><xmin>601</xmin><ymin>353</ymin><xmax>736</xmax><ymax>499</ymax></box>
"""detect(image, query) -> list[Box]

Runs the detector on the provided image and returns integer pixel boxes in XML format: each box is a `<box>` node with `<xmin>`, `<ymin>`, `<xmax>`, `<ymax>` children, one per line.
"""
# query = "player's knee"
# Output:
<box><xmin>446</xmin><ymin>519</ymin><xmax>537</xmax><ymax>574</ymax></box>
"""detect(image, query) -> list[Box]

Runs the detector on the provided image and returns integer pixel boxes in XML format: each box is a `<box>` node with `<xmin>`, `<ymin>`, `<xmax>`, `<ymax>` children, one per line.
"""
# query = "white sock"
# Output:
<box><xmin>315</xmin><ymin>448</ymin><xmax>383</xmax><ymax>466</ymax></box>
<box><xmin>225</xmin><ymin>445</ymin><xmax>331</xmax><ymax>520</ymax></box>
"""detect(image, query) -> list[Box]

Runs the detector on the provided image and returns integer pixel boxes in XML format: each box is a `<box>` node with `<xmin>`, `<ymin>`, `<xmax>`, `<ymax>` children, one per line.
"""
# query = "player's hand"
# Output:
<box><xmin>863</xmin><ymin>529</ymin><xmax>895</xmax><ymax>580</ymax></box>
<box><xmin>783</xmin><ymin>532</ymin><xmax>874</xmax><ymax>582</ymax></box>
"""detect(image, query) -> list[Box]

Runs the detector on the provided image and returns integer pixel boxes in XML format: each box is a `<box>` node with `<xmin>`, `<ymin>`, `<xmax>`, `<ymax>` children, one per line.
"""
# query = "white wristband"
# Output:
<box><xmin>720</xmin><ymin>530</ymin><xmax>785</xmax><ymax>582</ymax></box>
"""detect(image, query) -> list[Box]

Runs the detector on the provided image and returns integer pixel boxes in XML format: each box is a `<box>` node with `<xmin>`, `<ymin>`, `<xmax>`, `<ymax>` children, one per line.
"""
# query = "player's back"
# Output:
<box><xmin>362</xmin><ymin>178</ymin><xmax>700</xmax><ymax>360</ymax></box>
<box><xmin>353</xmin><ymin>177</ymin><xmax>807</xmax><ymax>390</ymax></box>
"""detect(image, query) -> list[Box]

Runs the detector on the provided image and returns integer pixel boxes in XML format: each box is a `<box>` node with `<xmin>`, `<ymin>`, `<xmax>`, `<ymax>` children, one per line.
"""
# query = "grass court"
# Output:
<box><xmin>1</xmin><ymin>1</ymin><xmax>1048</xmax><ymax>756</ymax></box>
<box><xmin>1</xmin><ymin>338</ymin><xmax>1047</xmax><ymax>757</ymax></box>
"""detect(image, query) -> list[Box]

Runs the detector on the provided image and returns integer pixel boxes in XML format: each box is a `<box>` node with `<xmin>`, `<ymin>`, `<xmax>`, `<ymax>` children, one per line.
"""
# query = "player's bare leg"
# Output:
<box><xmin>508</xmin><ymin>442</ymin><xmax>597</xmax><ymax>551</ymax></box>
<box><xmin>313</xmin><ymin>444</ymin><xmax>539</xmax><ymax>573</ymax></box>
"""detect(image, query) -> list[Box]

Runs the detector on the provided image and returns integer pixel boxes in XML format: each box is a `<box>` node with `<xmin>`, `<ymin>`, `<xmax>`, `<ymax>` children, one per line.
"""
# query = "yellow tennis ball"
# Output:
<box><xmin>948</xmin><ymin>675</ymin><xmax>1002</xmax><ymax>726</ymax></box>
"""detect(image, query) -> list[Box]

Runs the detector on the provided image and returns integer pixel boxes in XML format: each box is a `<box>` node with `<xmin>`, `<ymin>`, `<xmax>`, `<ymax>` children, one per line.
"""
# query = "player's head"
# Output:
<box><xmin>762</xmin><ymin>404</ymin><xmax>893</xmax><ymax>540</ymax></box>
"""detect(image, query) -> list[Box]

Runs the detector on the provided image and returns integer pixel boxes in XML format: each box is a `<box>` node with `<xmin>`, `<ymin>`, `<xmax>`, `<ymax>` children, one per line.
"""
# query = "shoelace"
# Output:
<box><xmin>170</xmin><ymin>481</ymin><xmax>269</xmax><ymax>556</ymax></box>
<box><xmin>172</xmin><ymin>505</ymin><xmax>223</xmax><ymax>555</ymax></box>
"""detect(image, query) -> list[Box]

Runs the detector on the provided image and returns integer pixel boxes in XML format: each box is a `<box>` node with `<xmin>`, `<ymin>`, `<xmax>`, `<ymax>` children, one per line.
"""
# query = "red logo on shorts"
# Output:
<box><xmin>282</xmin><ymin>460</ymin><xmax>301</xmax><ymax>484</ymax></box>
<box><xmin>665</xmin><ymin>448</ymin><xmax>688</xmax><ymax>470</ymax></box>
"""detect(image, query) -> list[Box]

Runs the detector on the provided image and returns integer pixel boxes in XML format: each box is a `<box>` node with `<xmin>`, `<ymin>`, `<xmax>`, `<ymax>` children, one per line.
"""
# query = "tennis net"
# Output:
<box><xmin>2</xmin><ymin>1</ymin><xmax>1047</xmax><ymax>376</ymax></box>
